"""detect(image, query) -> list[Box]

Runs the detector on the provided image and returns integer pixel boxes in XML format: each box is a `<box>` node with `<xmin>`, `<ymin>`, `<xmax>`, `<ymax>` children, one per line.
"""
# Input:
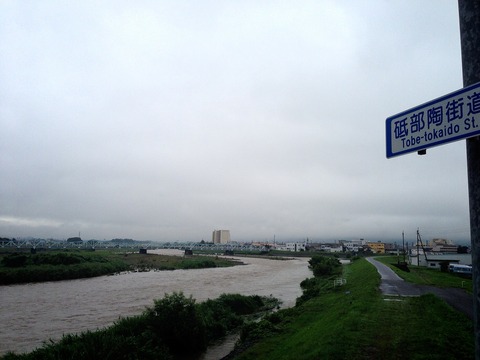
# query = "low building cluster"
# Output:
<box><xmin>268</xmin><ymin>239</ymin><xmax>397</xmax><ymax>254</ymax></box>
<box><xmin>267</xmin><ymin>237</ymin><xmax>470</xmax><ymax>271</ymax></box>
<box><xmin>408</xmin><ymin>238</ymin><xmax>471</xmax><ymax>270</ymax></box>
<box><xmin>305</xmin><ymin>239</ymin><xmax>396</xmax><ymax>254</ymax></box>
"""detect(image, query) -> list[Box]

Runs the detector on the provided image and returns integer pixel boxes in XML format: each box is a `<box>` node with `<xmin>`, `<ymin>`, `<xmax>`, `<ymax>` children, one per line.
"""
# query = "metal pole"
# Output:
<box><xmin>458</xmin><ymin>1</ymin><xmax>480</xmax><ymax>358</ymax></box>
<box><xmin>416</xmin><ymin>230</ymin><xmax>419</xmax><ymax>266</ymax></box>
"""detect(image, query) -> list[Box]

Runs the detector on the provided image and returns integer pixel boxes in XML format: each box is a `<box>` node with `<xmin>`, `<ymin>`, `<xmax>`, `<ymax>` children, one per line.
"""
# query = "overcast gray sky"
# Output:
<box><xmin>0</xmin><ymin>1</ymin><xmax>471</xmax><ymax>244</ymax></box>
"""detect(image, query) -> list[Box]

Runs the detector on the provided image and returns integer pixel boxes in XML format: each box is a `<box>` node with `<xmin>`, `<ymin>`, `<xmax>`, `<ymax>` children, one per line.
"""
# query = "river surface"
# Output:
<box><xmin>0</xmin><ymin>250</ymin><xmax>311</xmax><ymax>355</ymax></box>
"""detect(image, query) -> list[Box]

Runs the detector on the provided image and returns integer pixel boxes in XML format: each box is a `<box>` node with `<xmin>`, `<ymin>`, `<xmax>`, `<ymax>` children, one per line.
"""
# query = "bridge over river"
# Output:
<box><xmin>0</xmin><ymin>238</ymin><xmax>269</xmax><ymax>252</ymax></box>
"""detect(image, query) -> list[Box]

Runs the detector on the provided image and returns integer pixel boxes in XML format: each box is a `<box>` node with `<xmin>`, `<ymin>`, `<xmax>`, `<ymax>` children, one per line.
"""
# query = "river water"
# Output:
<box><xmin>0</xmin><ymin>251</ymin><xmax>311</xmax><ymax>356</ymax></box>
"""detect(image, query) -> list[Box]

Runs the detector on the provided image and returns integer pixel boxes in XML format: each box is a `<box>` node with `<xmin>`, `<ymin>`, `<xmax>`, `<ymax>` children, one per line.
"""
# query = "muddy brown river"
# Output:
<box><xmin>0</xmin><ymin>250</ymin><xmax>311</xmax><ymax>355</ymax></box>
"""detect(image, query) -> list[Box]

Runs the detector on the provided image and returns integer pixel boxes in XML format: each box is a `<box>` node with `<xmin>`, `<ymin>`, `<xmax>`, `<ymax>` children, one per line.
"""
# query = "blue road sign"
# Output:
<box><xmin>386</xmin><ymin>82</ymin><xmax>480</xmax><ymax>158</ymax></box>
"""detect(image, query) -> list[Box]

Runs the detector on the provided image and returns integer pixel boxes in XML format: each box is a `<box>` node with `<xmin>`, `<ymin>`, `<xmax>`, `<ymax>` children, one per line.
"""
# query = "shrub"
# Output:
<box><xmin>2</xmin><ymin>254</ymin><xmax>28</xmax><ymax>267</ymax></box>
<box><xmin>295</xmin><ymin>257</ymin><xmax>343</xmax><ymax>306</ymax></box>
<box><xmin>217</xmin><ymin>293</ymin><xmax>264</xmax><ymax>315</ymax></box>
<box><xmin>32</xmin><ymin>253</ymin><xmax>84</xmax><ymax>266</ymax></box>
<box><xmin>296</xmin><ymin>277</ymin><xmax>323</xmax><ymax>306</ymax></box>
<box><xmin>308</xmin><ymin>255</ymin><xmax>341</xmax><ymax>277</ymax></box>
<box><xmin>180</xmin><ymin>259</ymin><xmax>217</xmax><ymax>269</ymax></box>
<box><xmin>198</xmin><ymin>298</ymin><xmax>243</xmax><ymax>340</ymax></box>
<box><xmin>144</xmin><ymin>292</ymin><xmax>207</xmax><ymax>356</ymax></box>
<box><xmin>240</xmin><ymin>317</ymin><xmax>282</xmax><ymax>343</ymax></box>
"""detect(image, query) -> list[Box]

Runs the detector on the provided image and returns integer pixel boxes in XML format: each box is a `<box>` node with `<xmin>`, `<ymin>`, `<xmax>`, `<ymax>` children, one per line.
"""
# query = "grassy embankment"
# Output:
<box><xmin>232</xmin><ymin>256</ymin><xmax>473</xmax><ymax>360</ymax></box>
<box><xmin>0</xmin><ymin>250</ymin><xmax>241</xmax><ymax>285</ymax></box>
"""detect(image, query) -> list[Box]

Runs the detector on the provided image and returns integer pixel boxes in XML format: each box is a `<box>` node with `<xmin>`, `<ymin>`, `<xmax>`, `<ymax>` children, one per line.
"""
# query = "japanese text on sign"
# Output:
<box><xmin>386</xmin><ymin>82</ymin><xmax>480</xmax><ymax>158</ymax></box>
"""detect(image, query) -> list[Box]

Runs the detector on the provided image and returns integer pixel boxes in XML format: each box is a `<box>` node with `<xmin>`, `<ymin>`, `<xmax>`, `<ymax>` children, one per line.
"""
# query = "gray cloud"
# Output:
<box><xmin>0</xmin><ymin>1</ymin><xmax>470</xmax><ymax>243</ymax></box>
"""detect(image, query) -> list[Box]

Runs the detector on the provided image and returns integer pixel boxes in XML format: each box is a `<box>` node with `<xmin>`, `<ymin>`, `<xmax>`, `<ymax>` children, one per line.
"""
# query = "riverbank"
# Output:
<box><xmin>0</xmin><ymin>255</ymin><xmax>310</xmax><ymax>355</ymax></box>
<box><xmin>0</xmin><ymin>249</ymin><xmax>242</xmax><ymax>285</ymax></box>
<box><xmin>1</xmin><ymin>255</ymin><xmax>473</xmax><ymax>359</ymax></box>
<box><xmin>1</xmin><ymin>293</ymin><xmax>280</xmax><ymax>360</ymax></box>
<box><xmin>229</xmin><ymin>257</ymin><xmax>474</xmax><ymax>359</ymax></box>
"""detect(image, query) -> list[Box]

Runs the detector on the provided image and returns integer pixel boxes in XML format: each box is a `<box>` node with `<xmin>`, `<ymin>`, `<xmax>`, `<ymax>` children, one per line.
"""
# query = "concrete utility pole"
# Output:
<box><xmin>459</xmin><ymin>1</ymin><xmax>480</xmax><ymax>358</ymax></box>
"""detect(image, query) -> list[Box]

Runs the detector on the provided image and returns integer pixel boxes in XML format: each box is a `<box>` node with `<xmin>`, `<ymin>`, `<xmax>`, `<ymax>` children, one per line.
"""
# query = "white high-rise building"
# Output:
<box><xmin>212</xmin><ymin>230</ymin><xmax>230</xmax><ymax>244</ymax></box>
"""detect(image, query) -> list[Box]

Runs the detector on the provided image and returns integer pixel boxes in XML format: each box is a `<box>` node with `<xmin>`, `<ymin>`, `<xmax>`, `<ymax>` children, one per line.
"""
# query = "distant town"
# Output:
<box><xmin>0</xmin><ymin>229</ymin><xmax>472</xmax><ymax>273</ymax></box>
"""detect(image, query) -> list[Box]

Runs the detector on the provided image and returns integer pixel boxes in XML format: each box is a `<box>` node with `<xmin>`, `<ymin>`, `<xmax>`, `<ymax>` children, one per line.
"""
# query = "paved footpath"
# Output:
<box><xmin>366</xmin><ymin>257</ymin><xmax>473</xmax><ymax>320</ymax></box>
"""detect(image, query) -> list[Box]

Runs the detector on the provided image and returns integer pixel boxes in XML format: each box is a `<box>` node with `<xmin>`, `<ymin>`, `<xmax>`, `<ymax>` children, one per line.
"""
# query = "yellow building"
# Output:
<box><xmin>367</xmin><ymin>241</ymin><xmax>385</xmax><ymax>254</ymax></box>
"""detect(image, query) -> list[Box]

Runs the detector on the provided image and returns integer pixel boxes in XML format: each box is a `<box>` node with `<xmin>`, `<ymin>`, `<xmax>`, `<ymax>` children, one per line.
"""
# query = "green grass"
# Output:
<box><xmin>111</xmin><ymin>251</ymin><xmax>240</xmax><ymax>270</ymax></box>
<box><xmin>375</xmin><ymin>255</ymin><xmax>473</xmax><ymax>292</ymax></box>
<box><xmin>0</xmin><ymin>250</ymin><xmax>241</xmax><ymax>285</ymax></box>
<box><xmin>234</xmin><ymin>258</ymin><xmax>474</xmax><ymax>360</ymax></box>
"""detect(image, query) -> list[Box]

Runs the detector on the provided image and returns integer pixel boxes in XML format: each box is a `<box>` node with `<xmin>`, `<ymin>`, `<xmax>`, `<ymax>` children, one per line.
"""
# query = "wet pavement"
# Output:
<box><xmin>367</xmin><ymin>257</ymin><xmax>473</xmax><ymax>320</ymax></box>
